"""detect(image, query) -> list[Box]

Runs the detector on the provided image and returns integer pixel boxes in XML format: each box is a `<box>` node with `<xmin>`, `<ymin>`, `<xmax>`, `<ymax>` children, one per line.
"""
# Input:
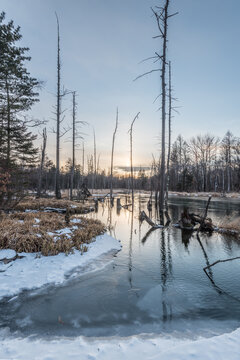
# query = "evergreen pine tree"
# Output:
<box><xmin>0</xmin><ymin>12</ymin><xmax>39</xmax><ymax>170</ymax></box>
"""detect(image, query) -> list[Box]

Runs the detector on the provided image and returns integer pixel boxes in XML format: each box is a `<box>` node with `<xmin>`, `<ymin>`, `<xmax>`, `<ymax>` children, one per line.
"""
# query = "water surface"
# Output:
<box><xmin>0</xmin><ymin>194</ymin><xmax>240</xmax><ymax>339</ymax></box>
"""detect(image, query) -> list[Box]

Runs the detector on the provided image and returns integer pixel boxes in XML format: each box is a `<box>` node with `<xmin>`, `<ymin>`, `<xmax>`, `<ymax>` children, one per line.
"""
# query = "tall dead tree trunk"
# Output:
<box><xmin>55</xmin><ymin>13</ymin><xmax>61</xmax><ymax>199</ymax></box>
<box><xmin>165</xmin><ymin>60</ymin><xmax>172</xmax><ymax>217</ymax></box>
<box><xmin>82</xmin><ymin>141</ymin><xmax>85</xmax><ymax>176</ymax></box>
<box><xmin>110</xmin><ymin>108</ymin><xmax>118</xmax><ymax>202</ymax></box>
<box><xmin>93</xmin><ymin>128</ymin><xmax>97</xmax><ymax>190</ymax></box>
<box><xmin>37</xmin><ymin>127</ymin><xmax>47</xmax><ymax>198</ymax></box>
<box><xmin>128</xmin><ymin>112</ymin><xmax>140</xmax><ymax>206</ymax></box>
<box><xmin>70</xmin><ymin>91</ymin><xmax>76</xmax><ymax>200</ymax></box>
<box><xmin>152</xmin><ymin>0</ymin><xmax>177</xmax><ymax>223</ymax></box>
<box><xmin>155</xmin><ymin>0</ymin><xmax>170</xmax><ymax>221</ymax></box>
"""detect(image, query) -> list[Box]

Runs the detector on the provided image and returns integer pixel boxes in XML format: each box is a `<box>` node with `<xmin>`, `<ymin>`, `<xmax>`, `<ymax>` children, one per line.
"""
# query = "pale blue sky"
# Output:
<box><xmin>1</xmin><ymin>0</ymin><xmax>240</xmax><ymax>170</ymax></box>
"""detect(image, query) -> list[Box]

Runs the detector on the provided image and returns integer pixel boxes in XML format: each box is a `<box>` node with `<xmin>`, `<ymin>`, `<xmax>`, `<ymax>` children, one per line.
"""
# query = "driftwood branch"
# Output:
<box><xmin>139</xmin><ymin>210</ymin><xmax>156</xmax><ymax>227</ymax></box>
<box><xmin>139</xmin><ymin>210</ymin><xmax>163</xmax><ymax>228</ymax></box>
<box><xmin>203</xmin><ymin>256</ymin><xmax>240</xmax><ymax>302</ymax></box>
<box><xmin>178</xmin><ymin>197</ymin><xmax>214</xmax><ymax>232</ymax></box>
<box><xmin>197</xmin><ymin>195</ymin><xmax>212</xmax><ymax>234</ymax></box>
<box><xmin>203</xmin><ymin>256</ymin><xmax>240</xmax><ymax>274</ymax></box>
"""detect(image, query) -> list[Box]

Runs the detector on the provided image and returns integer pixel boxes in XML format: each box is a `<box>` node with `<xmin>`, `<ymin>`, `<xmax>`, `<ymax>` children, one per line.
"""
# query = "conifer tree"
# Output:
<box><xmin>0</xmin><ymin>12</ymin><xmax>39</xmax><ymax>170</ymax></box>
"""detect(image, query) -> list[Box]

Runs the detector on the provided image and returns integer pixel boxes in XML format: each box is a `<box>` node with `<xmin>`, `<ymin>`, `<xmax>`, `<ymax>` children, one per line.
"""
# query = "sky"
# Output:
<box><xmin>1</xmin><ymin>0</ymin><xmax>240</xmax><ymax>172</ymax></box>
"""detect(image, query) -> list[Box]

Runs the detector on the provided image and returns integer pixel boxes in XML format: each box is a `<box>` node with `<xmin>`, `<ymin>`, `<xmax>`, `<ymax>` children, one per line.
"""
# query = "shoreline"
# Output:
<box><xmin>89</xmin><ymin>188</ymin><xmax>240</xmax><ymax>200</ymax></box>
<box><xmin>0</xmin><ymin>233</ymin><xmax>121</xmax><ymax>301</ymax></box>
<box><xmin>1</xmin><ymin>195</ymin><xmax>239</xmax><ymax>359</ymax></box>
<box><xmin>0</xmin><ymin>326</ymin><xmax>239</xmax><ymax>360</ymax></box>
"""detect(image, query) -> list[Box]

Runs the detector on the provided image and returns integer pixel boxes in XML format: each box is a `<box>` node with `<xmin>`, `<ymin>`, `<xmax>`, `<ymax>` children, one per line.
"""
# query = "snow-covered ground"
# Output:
<box><xmin>0</xmin><ymin>327</ymin><xmax>239</xmax><ymax>360</ymax></box>
<box><xmin>0</xmin><ymin>233</ymin><xmax>121</xmax><ymax>301</ymax></box>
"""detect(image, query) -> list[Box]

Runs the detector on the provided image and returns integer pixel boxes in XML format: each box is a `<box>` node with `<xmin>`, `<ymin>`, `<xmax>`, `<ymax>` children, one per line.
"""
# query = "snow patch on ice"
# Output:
<box><xmin>0</xmin><ymin>249</ymin><xmax>17</xmax><ymax>260</ymax></box>
<box><xmin>0</xmin><ymin>234</ymin><xmax>121</xmax><ymax>301</ymax></box>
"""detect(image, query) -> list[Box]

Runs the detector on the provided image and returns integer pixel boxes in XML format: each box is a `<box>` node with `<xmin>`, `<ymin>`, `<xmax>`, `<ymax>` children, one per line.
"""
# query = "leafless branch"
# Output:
<box><xmin>134</xmin><ymin>69</ymin><xmax>160</xmax><ymax>81</ymax></box>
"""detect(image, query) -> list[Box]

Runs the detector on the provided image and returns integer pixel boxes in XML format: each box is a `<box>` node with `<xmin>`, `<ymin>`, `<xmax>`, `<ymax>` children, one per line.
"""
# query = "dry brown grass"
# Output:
<box><xmin>218</xmin><ymin>217</ymin><xmax>240</xmax><ymax>233</ymax></box>
<box><xmin>0</xmin><ymin>212</ymin><xmax>105</xmax><ymax>256</ymax></box>
<box><xmin>15</xmin><ymin>197</ymin><xmax>93</xmax><ymax>214</ymax></box>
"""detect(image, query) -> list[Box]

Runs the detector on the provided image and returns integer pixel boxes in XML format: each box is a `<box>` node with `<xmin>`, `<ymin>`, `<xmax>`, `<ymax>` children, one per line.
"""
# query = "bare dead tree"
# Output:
<box><xmin>65</xmin><ymin>91</ymin><xmax>87</xmax><ymax>199</ymax></box>
<box><xmin>134</xmin><ymin>1</ymin><xmax>177</xmax><ymax>222</ymax></box>
<box><xmin>93</xmin><ymin>127</ymin><xmax>97</xmax><ymax>191</ymax></box>
<box><xmin>165</xmin><ymin>60</ymin><xmax>172</xmax><ymax>220</ymax></box>
<box><xmin>82</xmin><ymin>141</ymin><xmax>85</xmax><ymax>176</ymax></box>
<box><xmin>55</xmin><ymin>12</ymin><xmax>62</xmax><ymax>199</ymax></box>
<box><xmin>70</xmin><ymin>91</ymin><xmax>76</xmax><ymax>200</ymax></box>
<box><xmin>37</xmin><ymin>127</ymin><xmax>47</xmax><ymax>198</ymax></box>
<box><xmin>110</xmin><ymin>108</ymin><xmax>118</xmax><ymax>202</ymax></box>
<box><xmin>128</xmin><ymin>112</ymin><xmax>140</xmax><ymax>205</ymax></box>
<box><xmin>53</xmin><ymin>13</ymin><xmax>72</xmax><ymax>199</ymax></box>
<box><xmin>97</xmin><ymin>153</ymin><xmax>101</xmax><ymax>174</ymax></box>
<box><xmin>152</xmin><ymin>0</ymin><xmax>170</xmax><ymax>222</ymax></box>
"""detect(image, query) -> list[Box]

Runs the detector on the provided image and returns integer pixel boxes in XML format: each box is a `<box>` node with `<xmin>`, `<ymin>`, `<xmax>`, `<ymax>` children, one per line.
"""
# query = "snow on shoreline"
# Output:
<box><xmin>0</xmin><ymin>227</ymin><xmax>239</xmax><ymax>359</ymax></box>
<box><xmin>0</xmin><ymin>239</ymin><xmax>239</xmax><ymax>359</ymax></box>
<box><xmin>0</xmin><ymin>327</ymin><xmax>239</xmax><ymax>360</ymax></box>
<box><xmin>0</xmin><ymin>234</ymin><xmax>121</xmax><ymax>301</ymax></box>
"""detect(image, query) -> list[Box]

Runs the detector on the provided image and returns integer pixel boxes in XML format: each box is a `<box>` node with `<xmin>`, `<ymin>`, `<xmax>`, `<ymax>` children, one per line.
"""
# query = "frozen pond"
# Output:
<box><xmin>0</xmin><ymin>194</ymin><xmax>240</xmax><ymax>339</ymax></box>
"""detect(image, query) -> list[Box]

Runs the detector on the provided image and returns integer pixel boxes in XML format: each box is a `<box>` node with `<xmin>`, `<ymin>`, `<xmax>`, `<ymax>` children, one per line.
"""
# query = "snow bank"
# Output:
<box><xmin>0</xmin><ymin>327</ymin><xmax>239</xmax><ymax>360</ymax></box>
<box><xmin>0</xmin><ymin>234</ymin><xmax>121</xmax><ymax>301</ymax></box>
<box><xmin>0</xmin><ymin>249</ymin><xmax>16</xmax><ymax>260</ymax></box>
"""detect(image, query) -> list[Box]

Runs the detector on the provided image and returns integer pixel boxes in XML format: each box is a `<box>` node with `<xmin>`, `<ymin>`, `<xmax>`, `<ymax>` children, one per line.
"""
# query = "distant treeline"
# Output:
<box><xmin>25</xmin><ymin>131</ymin><xmax>240</xmax><ymax>194</ymax></box>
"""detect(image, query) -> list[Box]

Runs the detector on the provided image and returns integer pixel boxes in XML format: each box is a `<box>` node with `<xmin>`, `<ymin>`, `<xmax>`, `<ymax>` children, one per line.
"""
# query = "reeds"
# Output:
<box><xmin>219</xmin><ymin>217</ymin><xmax>240</xmax><ymax>233</ymax></box>
<box><xmin>0</xmin><ymin>212</ymin><xmax>105</xmax><ymax>256</ymax></box>
<box><xmin>15</xmin><ymin>197</ymin><xmax>92</xmax><ymax>214</ymax></box>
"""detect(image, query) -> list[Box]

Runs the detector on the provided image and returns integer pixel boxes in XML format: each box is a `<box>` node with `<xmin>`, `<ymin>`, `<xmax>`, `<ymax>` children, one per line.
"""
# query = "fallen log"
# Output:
<box><xmin>139</xmin><ymin>210</ymin><xmax>156</xmax><ymax>227</ymax></box>
<box><xmin>189</xmin><ymin>213</ymin><xmax>212</xmax><ymax>224</ymax></box>
<box><xmin>139</xmin><ymin>211</ymin><xmax>163</xmax><ymax>228</ymax></box>
<box><xmin>178</xmin><ymin>196</ymin><xmax>214</xmax><ymax>232</ymax></box>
